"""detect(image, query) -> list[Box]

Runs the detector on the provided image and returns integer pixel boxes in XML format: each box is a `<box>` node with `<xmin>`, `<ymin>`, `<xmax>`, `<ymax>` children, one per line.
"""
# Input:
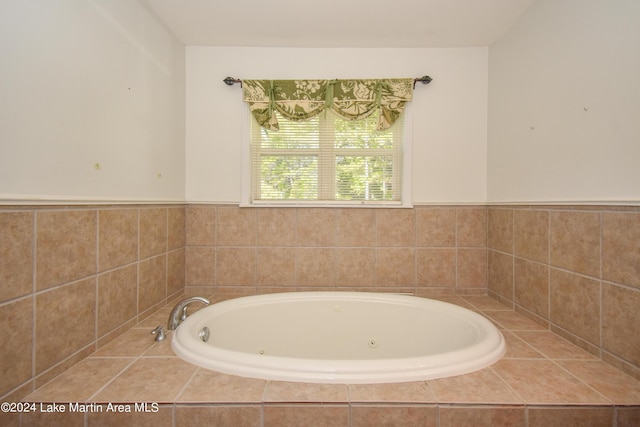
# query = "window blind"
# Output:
<box><xmin>250</xmin><ymin>109</ymin><xmax>404</xmax><ymax>205</ymax></box>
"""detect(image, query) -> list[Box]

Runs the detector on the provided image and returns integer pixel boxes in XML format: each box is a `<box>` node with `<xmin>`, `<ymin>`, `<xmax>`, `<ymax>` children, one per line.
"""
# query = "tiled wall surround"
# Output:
<box><xmin>3</xmin><ymin>202</ymin><xmax>640</xmax><ymax>403</ymax></box>
<box><xmin>0</xmin><ymin>205</ymin><xmax>186</xmax><ymax>400</ymax></box>
<box><xmin>184</xmin><ymin>205</ymin><xmax>489</xmax><ymax>297</ymax></box>
<box><xmin>487</xmin><ymin>206</ymin><xmax>640</xmax><ymax>379</ymax></box>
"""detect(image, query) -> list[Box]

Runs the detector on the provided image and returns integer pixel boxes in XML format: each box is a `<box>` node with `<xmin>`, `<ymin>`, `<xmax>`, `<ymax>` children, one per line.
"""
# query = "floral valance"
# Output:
<box><xmin>242</xmin><ymin>78</ymin><xmax>414</xmax><ymax>131</ymax></box>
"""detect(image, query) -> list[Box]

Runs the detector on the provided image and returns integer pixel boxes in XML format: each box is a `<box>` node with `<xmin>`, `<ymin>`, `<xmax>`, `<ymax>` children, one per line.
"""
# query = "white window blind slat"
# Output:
<box><xmin>249</xmin><ymin>109</ymin><xmax>406</xmax><ymax>206</ymax></box>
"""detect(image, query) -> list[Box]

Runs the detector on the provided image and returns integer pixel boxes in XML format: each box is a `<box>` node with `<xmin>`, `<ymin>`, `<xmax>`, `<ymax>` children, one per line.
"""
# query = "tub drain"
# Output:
<box><xmin>368</xmin><ymin>339</ymin><xmax>378</xmax><ymax>348</ymax></box>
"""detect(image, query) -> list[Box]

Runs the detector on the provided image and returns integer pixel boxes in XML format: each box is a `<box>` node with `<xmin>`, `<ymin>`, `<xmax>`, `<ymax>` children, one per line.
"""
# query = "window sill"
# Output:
<box><xmin>240</xmin><ymin>201</ymin><xmax>413</xmax><ymax>208</ymax></box>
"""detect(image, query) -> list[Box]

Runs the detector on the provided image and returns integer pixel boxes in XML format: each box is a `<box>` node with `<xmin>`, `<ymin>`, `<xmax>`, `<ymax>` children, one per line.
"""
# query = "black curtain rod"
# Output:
<box><xmin>223</xmin><ymin>75</ymin><xmax>432</xmax><ymax>89</ymax></box>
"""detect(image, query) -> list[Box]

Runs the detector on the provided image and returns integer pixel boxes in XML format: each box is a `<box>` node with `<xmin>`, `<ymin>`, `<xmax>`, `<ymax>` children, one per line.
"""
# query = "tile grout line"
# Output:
<box><xmin>454</xmin><ymin>208</ymin><xmax>459</xmax><ymax>293</ymax></box>
<box><xmin>548</xmin><ymin>358</ymin><xmax>614</xmax><ymax>405</ymax></box>
<box><xmin>486</xmin><ymin>366</ymin><xmax>528</xmax><ymax>405</ymax></box>
<box><xmin>95</xmin><ymin>210</ymin><xmax>100</xmax><ymax>356</ymax></box>
<box><xmin>173</xmin><ymin>366</ymin><xmax>201</xmax><ymax>403</ymax></box>
<box><xmin>261</xmin><ymin>381</ymin><xmax>271</xmax><ymax>405</ymax></box>
<box><xmin>136</xmin><ymin>208</ymin><xmax>141</xmax><ymax>324</ymax></box>
<box><xmin>165</xmin><ymin>208</ymin><xmax>169</xmax><ymax>311</ymax></box>
<box><xmin>510</xmin><ymin>209</ymin><xmax>515</xmax><ymax>308</ymax></box>
<box><xmin>599</xmin><ymin>211</ymin><xmax>604</xmax><ymax>359</ymax></box>
<box><xmin>84</xmin><ymin>357</ymin><xmax>139</xmax><ymax>403</ymax></box>
<box><xmin>32</xmin><ymin>211</ymin><xmax>38</xmax><ymax>384</ymax></box>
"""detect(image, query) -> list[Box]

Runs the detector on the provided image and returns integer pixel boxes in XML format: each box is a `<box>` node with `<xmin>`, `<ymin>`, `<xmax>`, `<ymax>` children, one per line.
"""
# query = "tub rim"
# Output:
<box><xmin>172</xmin><ymin>291</ymin><xmax>506</xmax><ymax>384</ymax></box>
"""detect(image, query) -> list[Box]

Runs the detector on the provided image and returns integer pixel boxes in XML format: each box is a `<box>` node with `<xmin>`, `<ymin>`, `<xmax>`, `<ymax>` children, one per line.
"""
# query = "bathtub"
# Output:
<box><xmin>171</xmin><ymin>292</ymin><xmax>505</xmax><ymax>384</ymax></box>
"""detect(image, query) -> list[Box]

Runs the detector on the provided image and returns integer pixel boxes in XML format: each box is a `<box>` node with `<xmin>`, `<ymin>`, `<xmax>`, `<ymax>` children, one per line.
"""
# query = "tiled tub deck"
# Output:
<box><xmin>10</xmin><ymin>295</ymin><xmax>640</xmax><ymax>426</ymax></box>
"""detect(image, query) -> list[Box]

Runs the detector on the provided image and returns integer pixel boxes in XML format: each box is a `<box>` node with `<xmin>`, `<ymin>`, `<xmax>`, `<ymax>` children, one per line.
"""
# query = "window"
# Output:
<box><xmin>240</xmin><ymin>79</ymin><xmax>414</xmax><ymax>207</ymax></box>
<box><xmin>245</xmin><ymin>109</ymin><xmax>410</xmax><ymax>206</ymax></box>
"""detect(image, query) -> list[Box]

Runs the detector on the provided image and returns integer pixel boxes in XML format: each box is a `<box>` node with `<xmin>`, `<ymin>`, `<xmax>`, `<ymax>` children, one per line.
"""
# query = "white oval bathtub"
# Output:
<box><xmin>171</xmin><ymin>292</ymin><xmax>505</xmax><ymax>384</ymax></box>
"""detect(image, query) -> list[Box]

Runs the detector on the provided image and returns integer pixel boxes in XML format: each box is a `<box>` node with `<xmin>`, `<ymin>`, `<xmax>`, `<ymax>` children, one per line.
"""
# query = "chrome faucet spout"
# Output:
<box><xmin>169</xmin><ymin>296</ymin><xmax>210</xmax><ymax>330</ymax></box>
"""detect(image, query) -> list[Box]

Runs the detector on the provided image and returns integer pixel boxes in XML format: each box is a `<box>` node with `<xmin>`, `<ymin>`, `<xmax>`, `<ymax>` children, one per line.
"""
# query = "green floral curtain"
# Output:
<box><xmin>242</xmin><ymin>79</ymin><xmax>414</xmax><ymax>131</ymax></box>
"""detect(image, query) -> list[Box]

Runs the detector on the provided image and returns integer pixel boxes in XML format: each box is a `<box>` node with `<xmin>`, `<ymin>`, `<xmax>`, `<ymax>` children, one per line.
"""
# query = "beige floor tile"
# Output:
<box><xmin>0</xmin><ymin>411</ymin><xmax>20</xmax><ymax>427</ymax></box>
<box><xmin>135</xmin><ymin>308</ymin><xmax>173</xmax><ymax>329</ymax></box>
<box><xmin>484</xmin><ymin>311</ymin><xmax>547</xmax><ymax>331</ymax></box>
<box><xmin>427</xmin><ymin>368</ymin><xmax>523</xmax><ymax>404</ymax></box>
<box><xmin>175</xmin><ymin>405</ymin><xmax>261</xmax><ymax>427</ymax></box>
<box><xmin>177</xmin><ymin>369</ymin><xmax>267</xmax><ymax>403</ymax></box>
<box><xmin>0</xmin><ymin>212</ymin><xmax>33</xmax><ymax>302</ymax></box>
<box><xmin>263</xmin><ymin>404</ymin><xmax>349</xmax><ymax>427</ymax></box>
<box><xmin>139</xmin><ymin>208</ymin><xmax>167</xmax><ymax>259</ymax></box>
<box><xmin>425</xmin><ymin>295</ymin><xmax>474</xmax><ymax>309</ymax></box>
<box><xmin>36</xmin><ymin>210</ymin><xmax>97</xmax><ymax>290</ymax></box>
<box><xmin>92</xmin><ymin>328</ymin><xmax>156</xmax><ymax>357</ymax></box>
<box><xmin>416</xmin><ymin>207</ymin><xmax>456</xmax><ymax>247</ymax></box>
<box><xmin>24</xmin><ymin>358</ymin><xmax>133</xmax><ymax>402</ymax></box>
<box><xmin>515</xmin><ymin>331</ymin><xmax>597</xmax><ymax>360</ymax></box>
<box><xmin>264</xmin><ymin>381</ymin><xmax>348</xmax><ymax>403</ymax></box>
<box><xmin>617</xmin><ymin>407</ymin><xmax>640</xmax><ymax>426</ymax></box>
<box><xmin>351</xmin><ymin>405</ymin><xmax>438</xmax><ymax>427</ymax></box>
<box><xmin>527</xmin><ymin>406</ymin><xmax>614</xmax><ymax>427</ymax></box>
<box><xmin>20</xmin><ymin>410</ymin><xmax>84</xmax><ymax>427</ymax></box>
<box><xmin>558</xmin><ymin>360</ymin><xmax>640</xmax><ymax>405</ymax></box>
<box><xmin>35</xmin><ymin>278</ymin><xmax>96</xmax><ymax>374</ymax></box>
<box><xmin>493</xmin><ymin>359</ymin><xmax>610</xmax><ymax>405</ymax></box>
<box><xmin>1</xmin><ymin>297</ymin><xmax>33</xmax><ymax>397</ymax></box>
<box><xmin>87</xmin><ymin>405</ymin><xmax>174</xmax><ymax>427</ymax></box>
<box><xmin>502</xmin><ymin>331</ymin><xmax>545</xmax><ymax>359</ymax></box>
<box><xmin>90</xmin><ymin>358</ymin><xmax>197</xmax><ymax>403</ymax></box>
<box><xmin>143</xmin><ymin>334</ymin><xmax>177</xmax><ymax>357</ymax></box>
<box><xmin>439</xmin><ymin>406</ymin><xmax>526</xmax><ymax>427</ymax></box>
<box><xmin>348</xmin><ymin>382</ymin><xmax>436</xmax><ymax>403</ymax></box>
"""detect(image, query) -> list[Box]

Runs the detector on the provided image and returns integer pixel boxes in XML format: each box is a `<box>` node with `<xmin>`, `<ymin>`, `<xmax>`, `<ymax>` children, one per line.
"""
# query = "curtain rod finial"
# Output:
<box><xmin>224</xmin><ymin>77</ymin><xmax>242</xmax><ymax>87</ymax></box>
<box><xmin>413</xmin><ymin>75</ymin><xmax>432</xmax><ymax>88</ymax></box>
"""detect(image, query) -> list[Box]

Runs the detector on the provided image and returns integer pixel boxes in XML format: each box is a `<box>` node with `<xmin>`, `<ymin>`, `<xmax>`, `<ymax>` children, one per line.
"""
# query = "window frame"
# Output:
<box><xmin>240</xmin><ymin>105</ymin><xmax>413</xmax><ymax>208</ymax></box>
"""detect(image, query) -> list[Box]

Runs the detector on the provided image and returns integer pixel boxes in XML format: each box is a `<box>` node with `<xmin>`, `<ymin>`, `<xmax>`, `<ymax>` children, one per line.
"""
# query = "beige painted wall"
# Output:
<box><xmin>488</xmin><ymin>0</ymin><xmax>640</xmax><ymax>204</ymax></box>
<box><xmin>0</xmin><ymin>0</ymin><xmax>186</xmax><ymax>202</ymax></box>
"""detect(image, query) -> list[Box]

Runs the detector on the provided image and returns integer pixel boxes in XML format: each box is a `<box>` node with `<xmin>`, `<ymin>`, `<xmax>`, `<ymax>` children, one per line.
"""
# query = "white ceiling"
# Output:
<box><xmin>144</xmin><ymin>0</ymin><xmax>536</xmax><ymax>48</ymax></box>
